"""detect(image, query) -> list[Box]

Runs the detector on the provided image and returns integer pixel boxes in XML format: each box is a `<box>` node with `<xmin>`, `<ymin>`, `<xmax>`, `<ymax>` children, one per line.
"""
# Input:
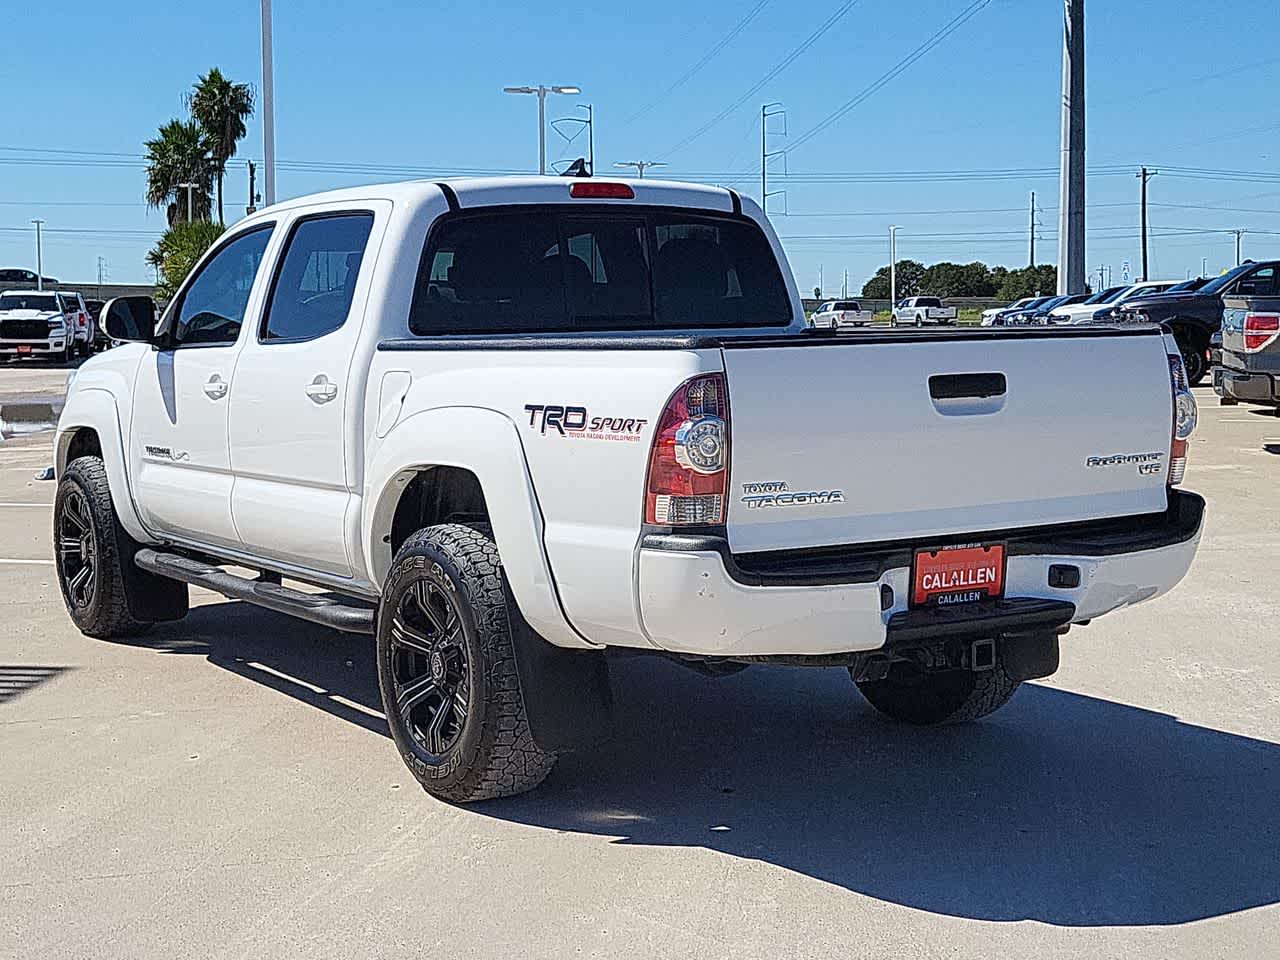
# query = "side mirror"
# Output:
<box><xmin>102</xmin><ymin>296</ymin><xmax>157</xmax><ymax>344</ymax></box>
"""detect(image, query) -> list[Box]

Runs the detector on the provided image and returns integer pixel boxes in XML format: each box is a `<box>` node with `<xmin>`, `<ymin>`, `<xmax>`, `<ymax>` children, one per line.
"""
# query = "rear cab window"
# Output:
<box><xmin>408</xmin><ymin>206</ymin><xmax>792</xmax><ymax>335</ymax></box>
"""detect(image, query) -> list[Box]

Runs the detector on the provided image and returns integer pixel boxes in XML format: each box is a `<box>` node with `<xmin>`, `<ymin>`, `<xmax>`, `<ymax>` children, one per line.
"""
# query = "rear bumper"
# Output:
<box><xmin>1215</xmin><ymin>367</ymin><xmax>1279</xmax><ymax>405</ymax></box>
<box><xmin>636</xmin><ymin>492</ymin><xmax>1204</xmax><ymax>657</ymax></box>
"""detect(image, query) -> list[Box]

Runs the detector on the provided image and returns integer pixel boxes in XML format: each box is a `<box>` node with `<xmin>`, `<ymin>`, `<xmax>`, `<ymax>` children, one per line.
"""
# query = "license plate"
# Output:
<box><xmin>16</xmin><ymin>345</ymin><xmax>31</xmax><ymax>354</ymax></box>
<box><xmin>912</xmin><ymin>544</ymin><xmax>1005</xmax><ymax>608</ymax></box>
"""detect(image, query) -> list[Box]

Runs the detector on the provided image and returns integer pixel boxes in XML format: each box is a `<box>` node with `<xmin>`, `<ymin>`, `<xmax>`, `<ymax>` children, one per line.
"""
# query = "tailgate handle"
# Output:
<box><xmin>929</xmin><ymin>372</ymin><xmax>1006</xmax><ymax>400</ymax></box>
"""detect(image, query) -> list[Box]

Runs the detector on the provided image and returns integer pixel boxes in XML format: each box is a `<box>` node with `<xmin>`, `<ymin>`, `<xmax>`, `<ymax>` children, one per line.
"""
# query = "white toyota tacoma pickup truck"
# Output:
<box><xmin>54</xmin><ymin>176</ymin><xmax>1204</xmax><ymax>803</ymax></box>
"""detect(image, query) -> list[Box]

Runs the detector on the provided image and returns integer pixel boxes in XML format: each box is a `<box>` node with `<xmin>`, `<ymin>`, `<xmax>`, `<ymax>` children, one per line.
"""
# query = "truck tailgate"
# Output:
<box><xmin>722</xmin><ymin>330</ymin><xmax>1173</xmax><ymax>553</ymax></box>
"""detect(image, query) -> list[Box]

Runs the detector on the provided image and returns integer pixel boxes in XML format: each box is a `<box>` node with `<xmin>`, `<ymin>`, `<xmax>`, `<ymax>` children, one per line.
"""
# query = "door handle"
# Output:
<box><xmin>305</xmin><ymin>374</ymin><xmax>339</xmax><ymax>404</ymax></box>
<box><xmin>203</xmin><ymin>374</ymin><xmax>229</xmax><ymax>400</ymax></box>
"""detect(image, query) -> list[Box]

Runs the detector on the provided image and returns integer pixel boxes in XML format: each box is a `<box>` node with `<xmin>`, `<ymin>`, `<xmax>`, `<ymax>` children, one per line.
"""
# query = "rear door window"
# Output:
<box><xmin>261</xmin><ymin>212</ymin><xmax>374</xmax><ymax>342</ymax></box>
<box><xmin>409</xmin><ymin>206</ymin><xmax>792</xmax><ymax>335</ymax></box>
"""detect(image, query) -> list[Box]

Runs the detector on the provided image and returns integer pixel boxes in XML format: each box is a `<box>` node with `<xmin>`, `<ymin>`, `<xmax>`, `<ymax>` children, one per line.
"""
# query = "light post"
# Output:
<box><xmin>1201</xmin><ymin>256</ymin><xmax>1208</xmax><ymax>278</ymax></box>
<box><xmin>260</xmin><ymin>0</ymin><xmax>276</xmax><ymax>205</ymax></box>
<box><xmin>177</xmin><ymin>182</ymin><xmax>199</xmax><ymax>222</ymax></box>
<box><xmin>613</xmin><ymin>160</ymin><xmax>666</xmax><ymax>179</ymax></box>
<box><xmin>503</xmin><ymin>85</ymin><xmax>581</xmax><ymax>175</ymax></box>
<box><xmin>889</xmin><ymin>225</ymin><xmax>900</xmax><ymax>307</ymax></box>
<box><xmin>31</xmin><ymin>219</ymin><xmax>45</xmax><ymax>291</ymax></box>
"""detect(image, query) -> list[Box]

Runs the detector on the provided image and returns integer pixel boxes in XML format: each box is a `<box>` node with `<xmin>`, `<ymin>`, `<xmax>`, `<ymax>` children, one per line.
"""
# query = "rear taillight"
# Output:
<box><xmin>1168</xmin><ymin>354</ymin><xmax>1197</xmax><ymax>486</ymax></box>
<box><xmin>645</xmin><ymin>373</ymin><xmax>729</xmax><ymax>525</ymax></box>
<box><xmin>1243</xmin><ymin>312</ymin><xmax>1280</xmax><ymax>353</ymax></box>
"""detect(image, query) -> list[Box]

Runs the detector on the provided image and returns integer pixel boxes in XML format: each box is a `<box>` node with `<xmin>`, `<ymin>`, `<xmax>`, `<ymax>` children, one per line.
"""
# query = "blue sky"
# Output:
<box><xmin>2</xmin><ymin>0</ymin><xmax>1277</xmax><ymax>292</ymax></box>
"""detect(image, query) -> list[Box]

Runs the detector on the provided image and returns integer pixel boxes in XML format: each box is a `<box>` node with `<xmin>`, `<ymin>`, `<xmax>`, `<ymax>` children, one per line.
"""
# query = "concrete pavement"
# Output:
<box><xmin>1</xmin><ymin>386</ymin><xmax>1277</xmax><ymax>959</ymax></box>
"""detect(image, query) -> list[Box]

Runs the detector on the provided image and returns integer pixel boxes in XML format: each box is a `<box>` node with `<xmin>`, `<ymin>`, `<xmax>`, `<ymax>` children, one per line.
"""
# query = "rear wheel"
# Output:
<box><xmin>377</xmin><ymin>524</ymin><xmax>556</xmax><ymax>803</ymax></box>
<box><xmin>915</xmin><ymin>313</ymin><xmax>924</xmax><ymax>327</ymax></box>
<box><xmin>853</xmin><ymin>652</ymin><xmax>1020</xmax><ymax>725</ymax></box>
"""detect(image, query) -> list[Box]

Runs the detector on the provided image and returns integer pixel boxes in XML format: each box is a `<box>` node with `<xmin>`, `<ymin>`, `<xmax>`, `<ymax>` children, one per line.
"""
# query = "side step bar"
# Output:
<box><xmin>134</xmin><ymin>549</ymin><xmax>375</xmax><ymax>635</ymax></box>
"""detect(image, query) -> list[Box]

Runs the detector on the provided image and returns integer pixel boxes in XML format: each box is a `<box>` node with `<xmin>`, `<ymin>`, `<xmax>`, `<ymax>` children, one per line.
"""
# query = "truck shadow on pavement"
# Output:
<box><xmin>140</xmin><ymin>601</ymin><xmax>1279</xmax><ymax>928</ymax></box>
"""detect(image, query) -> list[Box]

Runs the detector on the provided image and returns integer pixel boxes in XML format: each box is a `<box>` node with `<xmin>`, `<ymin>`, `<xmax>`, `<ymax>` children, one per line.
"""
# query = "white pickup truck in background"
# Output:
<box><xmin>55</xmin><ymin>176</ymin><xmax>1203</xmax><ymax>804</ymax></box>
<box><xmin>892</xmin><ymin>296</ymin><xmax>957</xmax><ymax>326</ymax></box>
<box><xmin>810</xmin><ymin>299</ymin><xmax>875</xmax><ymax>328</ymax></box>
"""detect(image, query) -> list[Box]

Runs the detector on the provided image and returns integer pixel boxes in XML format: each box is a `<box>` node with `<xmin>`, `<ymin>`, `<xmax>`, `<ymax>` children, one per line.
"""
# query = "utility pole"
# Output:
<box><xmin>818</xmin><ymin>265</ymin><xmax>823</xmax><ymax>298</ymax></box>
<box><xmin>261</xmin><ymin>0</ymin><xmax>276</xmax><ymax>205</ymax></box>
<box><xmin>1029</xmin><ymin>190</ymin><xmax>1036</xmax><ymax>267</ymax></box>
<box><xmin>889</xmin><ymin>225</ymin><xmax>899</xmax><ymax>306</ymax></box>
<box><xmin>247</xmin><ymin>161</ymin><xmax>258</xmax><ymax>215</ymax></box>
<box><xmin>1056</xmin><ymin>0</ymin><xmax>1086</xmax><ymax>294</ymax></box>
<box><xmin>31</xmin><ymin>220</ymin><xmax>44</xmax><ymax>290</ymax></box>
<box><xmin>1201</xmin><ymin>256</ymin><xmax>1208</xmax><ymax>277</ymax></box>
<box><xmin>1137</xmin><ymin>166</ymin><xmax>1156</xmax><ymax>280</ymax></box>
<box><xmin>761</xmin><ymin>102</ymin><xmax>786</xmax><ymax>216</ymax></box>
<box><xmin>1233</xmin><ymin>229</ymin><xmax>1245</xmax><ymax>265</ymax></box>
<box><xmin>842</xmin><ymin>269</ymin><xmax>848</xmax><ymax>299</ymax></box>
<box><xmin>613</xmin><ymin>160</ymin><xmax>665</xmax><ymax>179</ymax></box>
<box><xmin>97</xmin><ymin>256</ymin><xmax>106</xmax><ymax>285</ymax></box>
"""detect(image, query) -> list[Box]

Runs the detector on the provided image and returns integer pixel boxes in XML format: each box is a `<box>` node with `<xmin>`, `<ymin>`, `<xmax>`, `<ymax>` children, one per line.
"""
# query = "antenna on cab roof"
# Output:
<box><xmin>561</xmin><ymin>158</ymin><xmax>591</xmax><ymax>178</ymax></box>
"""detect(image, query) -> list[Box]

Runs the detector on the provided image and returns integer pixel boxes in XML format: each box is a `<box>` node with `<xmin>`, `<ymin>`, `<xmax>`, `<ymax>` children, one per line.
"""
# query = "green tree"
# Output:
<box><xmin>189</xmin><ymin>67</ymin><xmax>255</xmax><ymax>224</ymax></box>
<box><xmin>144</xmin><ymin>119</ymin><xmax>213</xmax><ymax>227</ymax></box>
<box><xmin>813</xmin><ymin>286</ymin><xmax>822</xmax><ymax>300</ymax></box>
<box><xmin>995</xmin><ymin>264</ymin><xmax>1058</xmax><ymax>300</ymax></box>
<box><xmin>146</xmin><ymin>220</ymin><xmax>225</xmax><ymax>300</ymax></box>
<box><xmin>861</xmin><ymin>259</ymin><xmax>924</xmax><ymax>300</ymax></box>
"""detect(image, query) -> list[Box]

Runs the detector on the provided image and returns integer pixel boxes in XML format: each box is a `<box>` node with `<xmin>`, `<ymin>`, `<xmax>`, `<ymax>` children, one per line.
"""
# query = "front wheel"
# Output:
<box><xmin>853</xmin><ymin>655</ymin><xmax>1020</xmax><ymax>725</ymax></box>
<box><xmin>55</xmin><ymin>457</ymin><xmax>158</xmax><ymax>637</ymax></box>
<box><xmin>915</xmin><ymin>313</ymin><xmax>924</xmax><ymax>327</ymax></box>
<box><xmin>377</xmin><ymin>524</ymin><xmax>556</xmax><ymax>803</ymax></box>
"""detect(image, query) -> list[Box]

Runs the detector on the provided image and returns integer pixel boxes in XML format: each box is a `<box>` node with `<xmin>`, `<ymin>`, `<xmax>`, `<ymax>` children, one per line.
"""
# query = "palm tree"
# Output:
<box><xmin>144</xmin><ymin>119</ymin><xmax>212</xmax><ymax>226</ymax></box>
<box><xmin>190</xmin><ymin>68</ymin><xmax>255</xmax><ymax>224</ymax></box>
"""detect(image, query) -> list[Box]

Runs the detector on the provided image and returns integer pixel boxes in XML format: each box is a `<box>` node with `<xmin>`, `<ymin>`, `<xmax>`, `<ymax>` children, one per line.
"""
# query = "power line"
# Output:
<box><xmin>627</xmin><ymin>0</ymin><xmax>773</xmax><ymax>123</ymax></box>
<box><xmin>782</xmin><ymin>0</ymin><xmax>992</xmax><ymax>156</ymax></box>
<box><xmin>660</xmin><ymin>0</ymin><xmax>866</xmax><ymax>157</ymax></box>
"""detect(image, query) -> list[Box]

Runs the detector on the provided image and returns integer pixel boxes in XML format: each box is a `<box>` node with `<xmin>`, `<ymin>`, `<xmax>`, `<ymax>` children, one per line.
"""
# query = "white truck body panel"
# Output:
<box><xmin>722</xmin><ymin>334</ymin><xmax>1172</xmax><ymax>553</ymax></box>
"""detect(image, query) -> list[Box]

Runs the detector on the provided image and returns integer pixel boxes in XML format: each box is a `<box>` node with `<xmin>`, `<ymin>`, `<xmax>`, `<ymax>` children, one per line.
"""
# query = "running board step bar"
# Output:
<box><xmin>133</xmin><ymin>549</ymin><xmax>375</xmax><ymax>635</ymax></box>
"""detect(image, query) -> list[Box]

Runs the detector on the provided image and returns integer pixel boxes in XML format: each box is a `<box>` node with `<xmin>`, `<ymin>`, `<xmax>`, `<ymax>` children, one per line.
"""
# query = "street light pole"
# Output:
<box><xmin>889</xmin><ymin>225</ymin><xmax>899</xmax><ymax>306</ymax></box>
<box><xmin>177</xmin><ymin>182</ymin><xmax>198</xmax><ymax>222</ymax></box>
<box><xmin>31</xmin><ymin>220</ymin><xmax>45</xmax><ymax>291</ymax></box>
<box><xmin>614</xmin><ymin>161</ymin><xmax>666</xmax><ymax>179</ymax></box>
<box><xmin>503</xmin><ymin>85</ymin><xmax>581</xmax><ymax>174</ymax></box>
<box><xmin>261</xmin><ymin>0</ymin><xmax>276</xmax><ymax>205</ymax></box>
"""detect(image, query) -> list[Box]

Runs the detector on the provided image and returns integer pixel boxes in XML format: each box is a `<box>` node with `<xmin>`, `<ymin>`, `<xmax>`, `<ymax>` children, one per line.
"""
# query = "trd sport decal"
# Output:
<box><xmin>524</xmin><ymin>404</ymin><xmax>649</xmax><ymax>442</ymax></box>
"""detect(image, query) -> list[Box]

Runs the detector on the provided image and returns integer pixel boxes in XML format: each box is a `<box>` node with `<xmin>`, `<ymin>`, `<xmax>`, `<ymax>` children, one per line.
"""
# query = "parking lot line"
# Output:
<box><xmin>0</xmin><ymin>557</ymin><xmax>53</xmax><ymax>565</ymax></box>
<box><xmin>0</xmin><ymin>502</ymin><xmax>51</xmax><ymax>508</ymax></box>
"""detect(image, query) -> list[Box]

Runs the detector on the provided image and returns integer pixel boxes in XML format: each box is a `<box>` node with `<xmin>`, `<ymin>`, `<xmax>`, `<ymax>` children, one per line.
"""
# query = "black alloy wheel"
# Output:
<box><xmin>56</xmin><ymin>488</ymin><xmax>97</xmax><ymax>609</ymax></box>
<box><xmin>389</xmin><ymin>578</ymin><xmax>471</xmax><ymax>758</ymax></box>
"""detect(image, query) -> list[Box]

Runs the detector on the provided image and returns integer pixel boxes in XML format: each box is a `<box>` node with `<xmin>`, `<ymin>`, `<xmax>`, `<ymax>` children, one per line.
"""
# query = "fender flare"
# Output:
<box><xmin>55</xmin><ymin>387</ymin><xmax>151</xmax><ymax>544</ymax></box>
<box><xmin>363</xmin><ymin>405</ymin><xmax>596</xmax><ymax>650</ymax></box>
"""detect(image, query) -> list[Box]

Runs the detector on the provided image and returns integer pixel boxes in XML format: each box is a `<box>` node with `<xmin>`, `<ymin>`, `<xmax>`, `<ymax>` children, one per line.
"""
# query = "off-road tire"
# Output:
<box><xmin>853</xmin><ymin>653</ymin><xmax>1020</xmax><ymax>725</ymax></box>
<box><xmin>55</xmin><ymin>456</ymin><xmax>154</xmax><ymax>638</ymax></box>
<box><xmin>377</xmin><ymin>524</ymin><xmax>556</xmax><ymax>803</ymax></box>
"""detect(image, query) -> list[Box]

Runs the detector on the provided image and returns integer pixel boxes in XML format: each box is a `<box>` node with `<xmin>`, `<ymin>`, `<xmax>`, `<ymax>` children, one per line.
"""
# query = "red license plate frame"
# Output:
<box><xmin>912</xmin><ymin>543</ymin><xmax>1006</xmax><ymax>608</ymax></box>
<box><xmin>16</xmin><ymin>345</ymin><xmax>32</xmax><ymax>354</ymax></box>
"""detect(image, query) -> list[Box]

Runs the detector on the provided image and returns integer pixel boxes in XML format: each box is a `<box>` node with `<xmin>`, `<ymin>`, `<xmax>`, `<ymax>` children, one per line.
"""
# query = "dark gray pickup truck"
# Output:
<box><xmin>1215</xmin><ymin>295</ymin><xmax>1280</xmax><ymax>412</ymax></box>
